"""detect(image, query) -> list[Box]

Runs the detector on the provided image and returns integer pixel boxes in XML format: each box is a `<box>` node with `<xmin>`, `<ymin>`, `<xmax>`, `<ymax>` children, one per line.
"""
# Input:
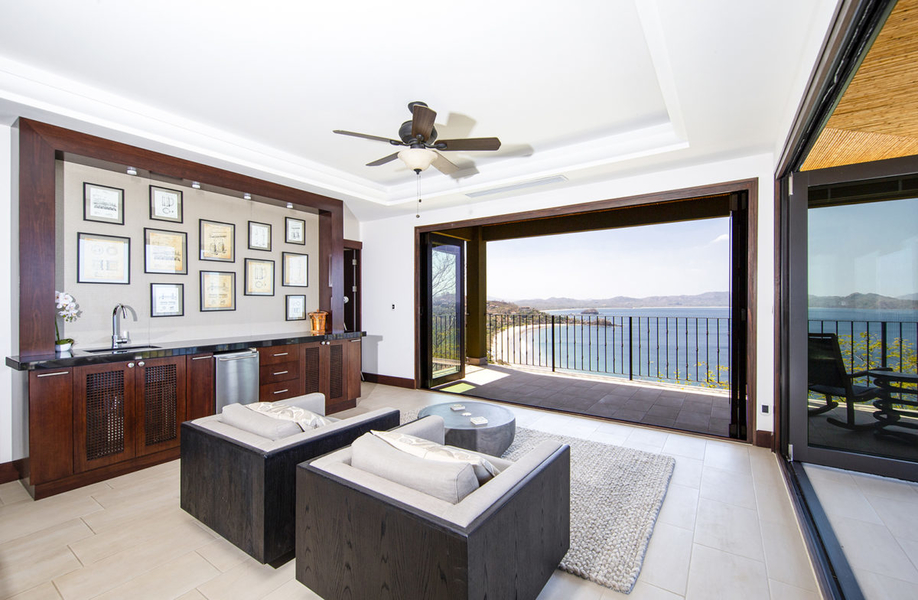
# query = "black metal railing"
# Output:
<box><xmin>808</xmin><ymin>319</ymin><xmax>918</xmax><ymax>375</ymax></box>
<box><xmin>486</xmin><ymin>313</ymin><xmax>732</xmax><ymax>388</ymax></box>
<box><xmin>432</xmin><ymin>314</ymin><xmax>461</xmax><ymax>376</ymax></box>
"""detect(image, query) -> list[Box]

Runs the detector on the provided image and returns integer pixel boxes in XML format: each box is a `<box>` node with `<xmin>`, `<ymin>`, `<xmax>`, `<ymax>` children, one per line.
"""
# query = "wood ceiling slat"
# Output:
<box><xmin>802</xmin><ymin>127</ymin><xmax>918</xmax><ymax>171</ymax></box>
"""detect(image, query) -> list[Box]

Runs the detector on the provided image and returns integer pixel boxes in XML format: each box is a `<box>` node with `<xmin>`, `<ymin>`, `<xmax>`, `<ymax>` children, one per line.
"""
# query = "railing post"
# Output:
<box><xmin>551</xmin><ymin>315</ymin><xmax>556</xmax><ymax>372</ymax></box>
<box><xmin>628</xmin><ymin>316</ymin><xmax>633</xmax><ymax>381</ymax></box>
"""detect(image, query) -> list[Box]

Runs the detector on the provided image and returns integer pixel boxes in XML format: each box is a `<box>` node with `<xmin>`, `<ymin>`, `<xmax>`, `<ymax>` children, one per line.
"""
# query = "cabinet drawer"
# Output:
<box><xmin>259</xmin><ymin>381</ymin><xmax>301</xmax><ymax>402</ymax></box>
<box><xmin>260</xmin><ymin>360</ymin><xmax>299</xmax><ymax>385</ymax></box>
<box><xmin>258</xmin><ymin>346</ymin><xmax>298</xmax><ymax>365</ymax></box>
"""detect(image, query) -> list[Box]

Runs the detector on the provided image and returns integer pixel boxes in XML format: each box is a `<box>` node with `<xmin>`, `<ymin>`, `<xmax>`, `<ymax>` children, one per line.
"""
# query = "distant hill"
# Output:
<box><xmin>808</xmin><ymin>292</ymin><xmax>918</xmax><ymax>310</ymax></box>
<box><xmin>899</xmin><ymin>293</ymin><xmax>918</xmax><ymax>301</ymax></box>
<box><xmin>510</xmin><ymin>291</ymin><xmax>729</xmax><ymax>310</ymax></box>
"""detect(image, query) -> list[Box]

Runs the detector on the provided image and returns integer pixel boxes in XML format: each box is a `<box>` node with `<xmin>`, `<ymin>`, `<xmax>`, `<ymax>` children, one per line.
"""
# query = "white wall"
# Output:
<box><xmin>358</xmin><ymin>152</ymin><xmax>777</xmax><ymax>432</ymax></box>
<box><xmin>0</xmin><ymin>124</ymin><xmax>12</xmax><ymax>462</ymax></box>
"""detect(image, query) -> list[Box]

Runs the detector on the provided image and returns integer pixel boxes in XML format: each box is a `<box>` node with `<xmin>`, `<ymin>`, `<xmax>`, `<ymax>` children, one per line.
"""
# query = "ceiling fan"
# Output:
<box><xmin>333</xmin><ymin>101</ymin><xmax>501</xmax><ymax>175</ymax></box>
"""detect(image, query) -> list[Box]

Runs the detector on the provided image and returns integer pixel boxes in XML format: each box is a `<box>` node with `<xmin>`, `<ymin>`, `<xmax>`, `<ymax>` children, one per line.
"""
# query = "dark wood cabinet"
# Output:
<box><xmin>28</xmin><ymin>369</ymin><xmax>73</xmax><ymax>485</ymax></box>
<box><xmin>258</xmin><ymin>345</ymin><xmax>304</xmax><ymax>402</ymax></box>
<box><xmin>301</xmin><ymin>340</ymin><xmax>359</xmax><ymax>414</ymax></box>
<box><xmin>72</xmin><ymin>356</ymin><xmax>186</xmax><ymax>474</ymax></box>
<box><xmin>186</xmin><ymin>353</ymin><xmax>215</xmax><ymax>421</ymax></box>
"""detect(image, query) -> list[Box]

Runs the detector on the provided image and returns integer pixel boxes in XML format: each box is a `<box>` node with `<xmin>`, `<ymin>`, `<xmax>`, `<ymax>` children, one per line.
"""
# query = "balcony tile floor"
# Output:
<box><xmin>0</xmin><ymin>382</ymin><xmax>818</xmax><ymax>600</ymax></box>
<box><xmin>435</xmin><ymin>365</ymin><xmax>732</xmax><ymax>438</ymax></box>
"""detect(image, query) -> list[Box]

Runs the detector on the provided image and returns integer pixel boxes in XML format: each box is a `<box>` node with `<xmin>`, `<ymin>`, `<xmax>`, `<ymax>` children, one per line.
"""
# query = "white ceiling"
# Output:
<box><xmin>0</xmin><ymin>0</ymin><xmax>839</xmax><ymax>220</ymax></box>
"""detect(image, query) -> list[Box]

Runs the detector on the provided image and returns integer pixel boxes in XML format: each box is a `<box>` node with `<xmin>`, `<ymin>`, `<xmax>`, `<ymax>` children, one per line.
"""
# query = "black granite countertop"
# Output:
<box><xmin>5</xmin><ymin>331</ymin><xmax>365</xmax><ymax>371</ymax></box>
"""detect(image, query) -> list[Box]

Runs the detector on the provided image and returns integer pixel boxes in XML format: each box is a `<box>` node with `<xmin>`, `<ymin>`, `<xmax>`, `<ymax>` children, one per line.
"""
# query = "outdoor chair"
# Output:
<box><xmin>295</xmin><ymin>415</ymin><xmax>571</xmax><ymax>600</ymax></box>
<box><xmin>807</xmin><ymin>332</ymin><xmax>883</xmax><ymax>429</ymax></box>
<box><xmin>180</xmin><ymin>393</ymin><xmax>399</xmax><ymax>564</ymax></box>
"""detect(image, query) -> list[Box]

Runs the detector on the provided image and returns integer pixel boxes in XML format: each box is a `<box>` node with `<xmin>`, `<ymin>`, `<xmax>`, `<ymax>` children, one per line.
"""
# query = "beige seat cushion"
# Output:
<box><xmin>370</xmin><ymin>430</ymin><xmax>500</xmax><ymax>482</ymax></box>
<box><xmin>351</xmin><ymin>432</ymin><xmax>479</xmax><ymax>504</ymax></box>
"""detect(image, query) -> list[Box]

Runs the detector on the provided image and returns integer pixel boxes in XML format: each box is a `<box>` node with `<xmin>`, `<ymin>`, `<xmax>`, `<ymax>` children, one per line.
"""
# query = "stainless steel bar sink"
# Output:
<box><xmin>84</xmin><ymin>345</ymin><xmax>161</xmax><ymax>354</ymax></box>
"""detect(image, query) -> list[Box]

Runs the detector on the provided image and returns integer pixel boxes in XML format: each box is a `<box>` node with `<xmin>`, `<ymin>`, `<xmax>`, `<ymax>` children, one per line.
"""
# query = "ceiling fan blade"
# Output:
<box><xmin>437</xmin><ymin>137</ymin><xmax>502</xmax><ymax>152</ymax></box>
<box><xmin>431</xmin><ymin>152</ymin><xmax>460</xmax><ymax>175</ymax></box>
<box><xmin>411</xmin><ymin>105</ymin><xmax>437</xmax><ymax>141</ymax></box>
<box><xmin>366</xmin><ymin>152</ymin><xmax>400</xmax><ymax>167</ymax></box>
<box><xmin>333</xmin><ymin>130</ymin><xmax>400</xmax><ymax>144</ymax></box>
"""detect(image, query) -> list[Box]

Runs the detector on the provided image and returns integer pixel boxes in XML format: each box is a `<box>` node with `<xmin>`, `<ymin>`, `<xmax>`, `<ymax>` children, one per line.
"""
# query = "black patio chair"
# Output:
<box><xmin>807</xmin><ymin>332</ymin><xmax>883</xmax><ymax>429</ymax></box>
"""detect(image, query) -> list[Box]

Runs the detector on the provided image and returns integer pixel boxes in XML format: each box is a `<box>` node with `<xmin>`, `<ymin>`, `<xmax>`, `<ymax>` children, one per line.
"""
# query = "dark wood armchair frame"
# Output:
<box><xmin>807</xmin><ymin>332</ymin><xmax>884</xmax><ymax>430</ymax></box>
<box><xmin>295</xmin><ymin>444</ymin><xmax>571</xmax><ymax>600</ymax></box>
<box><xmin>180</xmin><ymin>408</ymin><xmax>400</xmax><ymax>564</ymax></box>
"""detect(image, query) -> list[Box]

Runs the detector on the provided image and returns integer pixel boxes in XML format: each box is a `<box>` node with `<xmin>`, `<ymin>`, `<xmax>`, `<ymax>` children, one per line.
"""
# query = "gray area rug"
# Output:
<box><xmin>399</xmin><ymin>412</ymin><xmax>675</xmax><ymax>594</ymax></box>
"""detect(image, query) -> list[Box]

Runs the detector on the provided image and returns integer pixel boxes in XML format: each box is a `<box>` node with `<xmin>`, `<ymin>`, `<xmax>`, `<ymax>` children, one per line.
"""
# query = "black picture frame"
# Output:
<box><xmin>285</xmin><ymin>217</ymin><xmax>306</xmax><ymax>245</ymax></box>
<box><xmin>150</xmin><ymin>283</ymin><xmax>184</xmax><ymax>317</ymax></box>
<box><xmin>200</xmin><ymin>270</ymin><xmax>236</xmax><ymax>311</ymax></box>
<box><xmin>149</xmin><ymin>185</ymin><xmax>184</xmax><ymax>223</ymax></box>
<box><xmin>282</xmin><ymin>252</ymin><xmax>309</xmax><ymax>287</ymax></box>
<box><xmin>244</xmin><ymin>258</ymin><xmax>275</xmax><ymax>296</ymax></box>
<box><xmin>286</xmin><ymin>295</ymin><xmax>307</xmax><ymax>320</ymax></box>
<box><xmin>77</xmin><ymin>232</ymin><xmax>131</xmax><ymax>284</ymax></box>
<box><xmin>83</xmin><ymin>182</ymin><xmax>124</xmax><ymax>225</ymax></box>
<box><xmin>199</xmin><ymin>219</ymin><xmax>235</xmax><ymax>262</ymax></box>
<box><xmin>144</xmin><ymin>227</ymin><xmax>188</xmax><ymax>275</ymax></box>
<box><xmin>248</xmin><ymin>220</ymin><xmax>272</xmax><ymax>251</ymax></box>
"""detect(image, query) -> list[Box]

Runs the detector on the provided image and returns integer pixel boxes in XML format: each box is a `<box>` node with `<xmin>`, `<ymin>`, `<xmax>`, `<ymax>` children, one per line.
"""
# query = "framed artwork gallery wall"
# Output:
<box><xmin>17</xmin><ymin>119</ymin><xmax>347</xmax><ymax>359</ymax></box>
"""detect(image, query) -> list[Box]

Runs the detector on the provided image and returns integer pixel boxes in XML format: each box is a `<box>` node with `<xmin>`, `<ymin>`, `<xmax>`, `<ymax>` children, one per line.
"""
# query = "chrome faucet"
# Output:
<box><xmin>112</xmin><ymin>304</ymin><xmax>132</xmax><ymax>348</ymax></box>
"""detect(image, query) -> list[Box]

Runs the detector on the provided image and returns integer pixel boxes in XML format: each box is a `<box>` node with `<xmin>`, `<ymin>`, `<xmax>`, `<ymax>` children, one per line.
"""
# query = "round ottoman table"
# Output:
<box><xmin>418</xmin><ymin>401</ymin><xmax>516</xmax><ymax>456</ymax></box>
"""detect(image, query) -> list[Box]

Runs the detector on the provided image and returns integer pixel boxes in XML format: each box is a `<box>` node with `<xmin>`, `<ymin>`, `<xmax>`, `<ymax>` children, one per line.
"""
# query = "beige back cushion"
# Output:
<box><xmin>370</xmin><ymin>430</ymin><xmax>500</xmax><ymax>482</ymax></box>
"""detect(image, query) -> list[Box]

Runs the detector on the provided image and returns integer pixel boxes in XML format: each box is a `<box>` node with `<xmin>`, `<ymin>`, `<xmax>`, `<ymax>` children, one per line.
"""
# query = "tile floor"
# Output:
<box><xmin>804</xmin><ymin>463</ymin><xmax>918</xmax><ymax>599</ymax></box>
<box><xmin>0</xmin><ymin>382</ymin><xmax>819</xmax><ymax>600</ymax></box>
<box><xmin>436</xmin><ymin>365</ymin><xmax>732</xmax><ymax>438</ymax></box>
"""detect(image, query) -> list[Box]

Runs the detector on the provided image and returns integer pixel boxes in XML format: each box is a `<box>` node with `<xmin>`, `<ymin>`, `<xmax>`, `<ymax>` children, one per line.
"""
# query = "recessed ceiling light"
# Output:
<box><xmin>243</xmin><ymin>193</ymin><xmax>251</xmax><ymax>200</ymax></box>
<box><xmin>126</xmin><ymin>166</ymin><xmax>138</xmax><ymax>176</ymax></box>
<box><xmin>192</xmin><ymin>181</ymin><xmax>201</xmax><ymax>189</ymax></box>
<box><xmin>286</xmin><ymin>202</ymin><xmax>293</xmax><ymax>209</ymax></box>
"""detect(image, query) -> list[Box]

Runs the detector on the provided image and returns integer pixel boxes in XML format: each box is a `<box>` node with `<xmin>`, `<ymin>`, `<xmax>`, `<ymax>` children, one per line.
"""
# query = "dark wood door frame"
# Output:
<box><xmin>343</xmin><ymin>239</ymin><xmax>362</xmax><ymax>333</ymax></box>
<box><xmin>16</xmin><ymin>118</ymin><xmax>347</xmax><ymax>358</ymax></box>
<box><xmin>415</xmin><ymin>178</ymin><xmax>761</xmax><ymax>444</ymax></box>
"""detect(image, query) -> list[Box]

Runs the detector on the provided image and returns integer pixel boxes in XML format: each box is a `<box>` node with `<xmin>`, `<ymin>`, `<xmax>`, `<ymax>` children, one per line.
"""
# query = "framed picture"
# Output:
<box><xmin>199</xmin><ymin>219</ymin><xmax>235</xmax><ymax>262</ymax></box>
<box><xmin>200</xmin><ymin>270</ymin><xmax>236</xmax><ymax>311</ymax></box>
<box><xmin>248</xmin><ymin>221</ymin><xmax>272</xmax><ymax>251</ymax></box>
<box><xmin>149</xmin><ymin>185</ymin><xmax>183</xmax><ymax>223</ymax></box>
<box><xmin>244</xmin><ymin>258</ymin><xmax>275</xmax><ymax>296</ymax></box>
<box><xmin>286</xmin><ymin>295</ymin><xmax>306</xmax><ymax>320</ymax></box>
<box><xmin>150</xmin><ymin>283</ymin><xmax>184</xmax><ymax>317</ymax></box>
<box><xmin>83</xmin><ymin>183</ymin><xmax>124</xmax><ymax>225</ymax></box>
<box><xmin>282</xmin><ymin>252</ymin><xmax>308</xmax><ymax>287</ymax></box>
<box><xmin>285</xmin><ymin>217</ymin><xmax>306</xmax><ymax>245</ymax></box>
<box><xmin>144</xmin><ymin>228</ymin><xmax>187</xmax><ymax>275</ymax></box>
<box><xmin>77</xmin><ymin>232</ymin><xmax>130</xmax><ymax>284</ymax></box>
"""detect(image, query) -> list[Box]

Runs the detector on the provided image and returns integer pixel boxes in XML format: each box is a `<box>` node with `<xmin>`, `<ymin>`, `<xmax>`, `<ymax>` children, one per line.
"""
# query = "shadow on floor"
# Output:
<box><xmin>434</xmin><ymin>365</ymin><xmax>732</xmax><ymax>438</ymax></box>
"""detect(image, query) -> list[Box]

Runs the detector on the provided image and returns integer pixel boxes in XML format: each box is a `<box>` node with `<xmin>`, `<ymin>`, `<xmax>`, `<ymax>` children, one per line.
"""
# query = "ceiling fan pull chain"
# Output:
<box><xmin>416</xmin><ymin>172</ymin><xmax>422</xmax><ymax>219</ymax></box>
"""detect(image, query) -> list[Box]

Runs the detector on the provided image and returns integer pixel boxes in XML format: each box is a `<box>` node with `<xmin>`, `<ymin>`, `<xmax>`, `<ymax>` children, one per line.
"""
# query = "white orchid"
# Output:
<box><xmin>55</xmin><ymin>290</ymin><xmax>80</xmax><ymax>344</ymax></box>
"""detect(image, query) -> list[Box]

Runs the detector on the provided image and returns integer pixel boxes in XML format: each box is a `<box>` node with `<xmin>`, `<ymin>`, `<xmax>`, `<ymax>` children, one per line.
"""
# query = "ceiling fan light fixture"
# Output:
<box><xmin>398</xmin><ymin>147</ymin><xmax>437</xmax><ymax>172</ymax></box>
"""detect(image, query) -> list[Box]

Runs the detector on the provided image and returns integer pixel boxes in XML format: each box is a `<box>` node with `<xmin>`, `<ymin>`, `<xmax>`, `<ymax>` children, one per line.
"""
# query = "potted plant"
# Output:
<box><xmin>55</xmin><ymin>290</ymin><xmax>80</xmax><ymax>352</ymax></box>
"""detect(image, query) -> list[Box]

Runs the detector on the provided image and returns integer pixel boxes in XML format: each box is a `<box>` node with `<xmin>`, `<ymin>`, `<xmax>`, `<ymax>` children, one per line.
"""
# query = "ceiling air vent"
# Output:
<box><xmin>466</xmin><ymin>175</ymin><xmax>568</xmax><ymax>198</ymax></box>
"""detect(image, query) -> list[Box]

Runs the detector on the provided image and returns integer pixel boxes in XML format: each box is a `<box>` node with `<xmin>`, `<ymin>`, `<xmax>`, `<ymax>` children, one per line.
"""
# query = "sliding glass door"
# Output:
<box><xmin>421</xmin><ymin>233</ymin><xmax>466</xmax><ymax>388</ymax></box>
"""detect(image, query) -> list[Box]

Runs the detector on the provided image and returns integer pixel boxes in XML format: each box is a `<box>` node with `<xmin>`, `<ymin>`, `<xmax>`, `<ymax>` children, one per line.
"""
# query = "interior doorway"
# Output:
<box><xmin>343</xmin><ymin>240</ymin><xmax>362</xmax><ymax>333</ymax></box>
<box><xmin>416</xmin><ymin>182</ymin><xmax>758</xmax><ymax>442</ymax></box>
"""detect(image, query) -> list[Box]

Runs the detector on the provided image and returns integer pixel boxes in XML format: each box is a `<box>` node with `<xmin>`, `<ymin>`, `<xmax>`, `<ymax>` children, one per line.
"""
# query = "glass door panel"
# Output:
<box><xmin>425</xmin><ymin>234</ymin><xmax>465</xmax><ymax>387</ymax></box>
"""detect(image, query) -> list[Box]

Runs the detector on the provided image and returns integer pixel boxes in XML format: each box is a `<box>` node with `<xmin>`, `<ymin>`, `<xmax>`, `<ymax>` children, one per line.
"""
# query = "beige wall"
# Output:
<box><xmin>60</xmin><ymin>162</ymin><xmax>320</xmax><ymax>348</ymax></box>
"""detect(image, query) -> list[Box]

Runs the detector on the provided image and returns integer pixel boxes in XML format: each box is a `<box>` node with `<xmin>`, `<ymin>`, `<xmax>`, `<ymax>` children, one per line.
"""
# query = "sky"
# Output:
<box><xmin>808</xmin><ymin>197</ymin><xmax>918</xmax><ymax>298</ymax></box>
<box><xmin>487</xmin><ymin>217</ymin><xmax>730</xmax><ymax>301</ymax></box>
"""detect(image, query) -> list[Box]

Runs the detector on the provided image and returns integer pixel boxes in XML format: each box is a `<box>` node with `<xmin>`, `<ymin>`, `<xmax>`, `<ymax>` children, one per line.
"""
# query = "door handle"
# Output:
<box><xmin>36</xmin><ymin>371</ymin><xmax>69</xmax><ymax>378</ymax></box>
<box><xmin>273</xmin><ymin>389</ymin><xmax>289</xmax><ymax>395</ymax></box>
<box><xmin>273</xmin><ymin>371</ymin><xmax>288</xmax><ymax>376</ymax></box>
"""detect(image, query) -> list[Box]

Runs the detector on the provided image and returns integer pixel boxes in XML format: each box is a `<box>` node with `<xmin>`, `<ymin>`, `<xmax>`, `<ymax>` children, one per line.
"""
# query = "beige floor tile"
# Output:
<box><xmin>0</xmin><ymin>519</ymin><xmax>91</xmax><ymax>599</ymax></box>
<box><xmin>831</xmin><ymin>517</ymin><xmax>918</xmax><ymax>583</ymax></box>
<box><xmin>626</xmin><ymin>428</ymin><xmax>669</xmax><ymax>449</ymax></box>
<box><xmin>595</xmin><ymin>421</ymin><xmax>638</xmax><ymax>438</ymax></box>
<box><xmin>899</xmin><ymin>537</ymin><xmax>918</xmax><ymax>571</ymax></box>
<box><xmin>88</xmin><ymin>473</ymin><xmax>179</xmax><ymax>510</ymax></box>
<box><xmin>53</xmin><ymin>518</ymin><xmax>216</xmax><ymax>600</ymax></box>
<box><xmin>0</xmin><ymin>481</ymin><xmax>32</xmax><ymax>506</ymax></box>
<box><xmin>195</xmin><ymin>538</ymin><xmax>251</xmax><ymax>573</ymax></box>
<box><xmin>803</xmin><ymin>463</ymin><xmax>854</xmax><ymax>486</ymax></box>
<box><xmin>811</xmin><ymin>477</ymin><xmax>883</xmax><ymax>525</ymax></box>
<box><xmin>92</xmin><ymin>551</ymin><xmax>220</xmax><ymax>600</ymax></box>
<box><xmin>602</xmin><ymin>580</ymin><xmax>683</xmax><ymax>599</ymax></box>
<box><xmin>585</xmin><ymin>430</ymin><xmax>629</xmax><ymax>446</ymax></box>
<box><xmin>657</xmin><ymin>483</ymin><xmax>698</xmax><ymax>531</ymax></box>
<box><xmin>684</xmin><ymin>544</ymin><xmax>769</xmax><ymax>600</ymax></box>
<box><xmin>637</xmin><ymin>522</ymin><xmax>693</xmax><ymax>596</ymax></box>
<box><xmin>853</xmin><ymin>567</ymin><xmax>918</xmax><ymax>600</ymax></box>
<box><xmin>175</xmin><ymin>591</ymin><xmax>207</xmax><ymax>600</ymax></box>
<box><xmin>702</xmin><ymin>440</ymin><xmax>751</xmax><ymax>475</ymax></box>
<box><xmin>103</xmin><ymin>460</ymin><xmax>180</xmax><ymax>490</ymax></box>
<box><xmin>662</xmin><ymin>435</ymin><xmax>707</xmax><ymax>460</ymax></box>
<box><xmin>752</xmin><ymin>462</ymin><xmax>796</xmax><ymax>526</ymax></box>
<box><xmin>260</xmin><ymin>579</ymin><xmax>323</xmax><ymax>600</ymax></box>
<box><xmin>700</xmin><ymin>466</ymin><xmax>756</xmax><ymax>510</ymax></box>
<box><xmin>622</xmin><ymin>439</ymin><xmax>668</xmax><ymax>454</ymax></box>
<box><xmin>767</xmin><ymin>579</ymin><xmax>820</xmax><ymax>600</ymax></box>
<box><xmin>69</xmin><ymin>507</ymin><xmax>207</xmax><ymax>565</ymax></box>
<box><xmin>851</xmin><ymin>472</ymin><xmax>918</xmax><ymax>503</ymax></box>
<box><xmin>196</xmin><ymin>558</ymin><xmax>296</xmax><ymax>600</ymax></box>
<box><xmin>79</xmin><ymin>492</ymin><xmax>186</xmax><ymax>534</ymax></box>
<box><xmin>6</xmin><ymin>583</ymin><xmax>63</xmax><ymax>600</ymax></box>
<box><xmin>693</xmin><ymin>497</ymin><xmax>764</xmax><ymax>562</ymax></box>
<box><xmin>760</xmin><ymin>521</ymin><xmax>817</xmax><ymax>591</ymax></box>
<box><xmin>666</xmin><ymin>456</ymin><xmax>703</xmax><ymax>489</ymax></box>
<box><xmin>536</xmin><ymin>570</ymin><xmax>606</xmax><ymax>600</ymax></box>
<box><xmin>0</xmin><ymin>495</ymin><xmax>102</xmax><ymax>546</ymax></box>
<box><xmin>866</xmin><ymin>494</ymin><xmax>918</xmax><ymax>542</ymax></box>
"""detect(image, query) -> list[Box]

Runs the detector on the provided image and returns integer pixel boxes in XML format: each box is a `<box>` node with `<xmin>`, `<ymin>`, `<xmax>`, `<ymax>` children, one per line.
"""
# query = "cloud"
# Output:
<box><xmin>710</xmin><ymin>234</ymin><xmax>729</xmax><ymax>244</ymax></box>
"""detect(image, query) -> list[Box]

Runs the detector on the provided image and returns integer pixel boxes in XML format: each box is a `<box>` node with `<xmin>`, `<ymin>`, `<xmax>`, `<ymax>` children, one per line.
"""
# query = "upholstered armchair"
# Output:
<box><xmin>180</xmin><ymin>393</ymin><xmax>399</xmax><ymax>564</ymax></box>
<box><xmin>295</xmin><ymin>415</ymin><xmax>571</xmax><ymax>600</ymax></box>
